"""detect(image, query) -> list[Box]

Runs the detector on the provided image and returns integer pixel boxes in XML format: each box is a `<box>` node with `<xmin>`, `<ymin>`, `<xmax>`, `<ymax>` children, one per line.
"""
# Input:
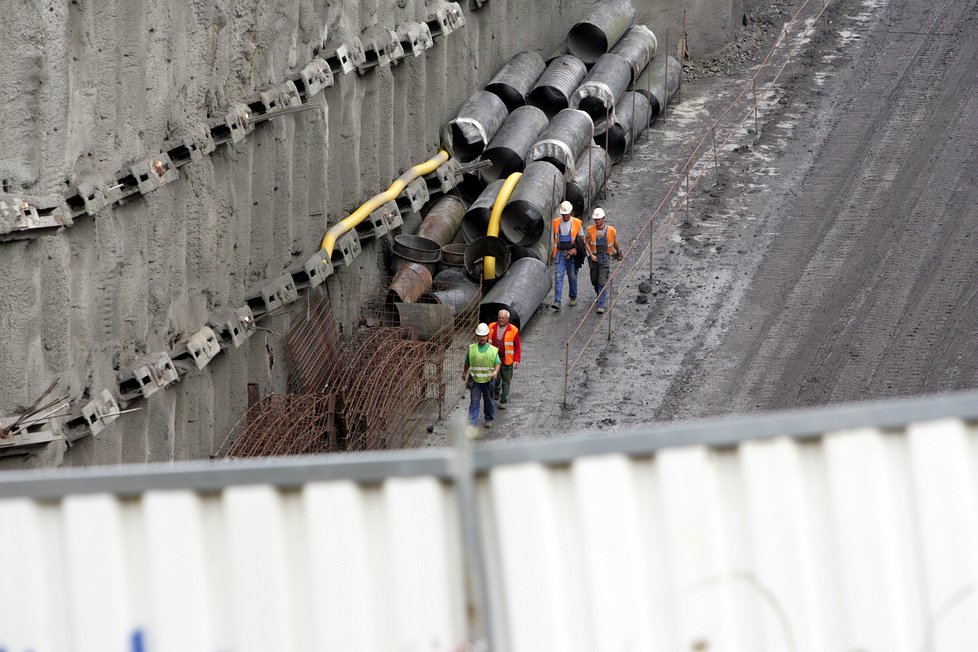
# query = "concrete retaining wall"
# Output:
<box><xmin>0</xmin><ymin>0</ymin><xmax>740</xmax><ymax>468</ymax></box>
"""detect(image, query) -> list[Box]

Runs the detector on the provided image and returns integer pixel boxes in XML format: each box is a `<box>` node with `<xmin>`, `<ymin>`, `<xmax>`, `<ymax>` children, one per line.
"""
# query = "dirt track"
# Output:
<box><xmin>429</xmin><ymin>0</ymin><xmax>978</xmax><ymax>443</ymax></box>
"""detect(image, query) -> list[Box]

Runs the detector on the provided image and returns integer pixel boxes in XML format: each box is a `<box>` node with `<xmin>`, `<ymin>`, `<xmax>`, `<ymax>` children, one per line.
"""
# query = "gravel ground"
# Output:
<box><xmin>429</xmin><ymin>0</ymin><xmax>978</xmax><ymax>445</ymax></box>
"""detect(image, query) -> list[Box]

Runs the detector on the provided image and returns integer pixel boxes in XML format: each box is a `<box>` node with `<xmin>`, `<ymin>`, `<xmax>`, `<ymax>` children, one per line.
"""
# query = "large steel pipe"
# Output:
<box><xmin>610</xmin><ymin>25</ymin><xmax>658</xmax><ymax>83</ymax></box>
<box><xmin>485</xmin><ymin>51</ymin><xmax>547</xmax><ymax>112</ymax></box>
<box><xmin>527</xmin><ymin>55</ymin><xmax>588</xmax><ymax>118</ymax></box>
<box><xmin>461</xmin><ymin>179</ymin><xmax>505</xmax><ymax>243</ymax></box>
<box><xmin>566</xmin><ymin>145</ymin><xmax>612</xmax><ymax>217</ymax></box>
<box><xmin>417</xmin><ymin>195</ymin><xmax>466</xmax><ymax>246</ymax></box>
<box><xmin>571</xmin><ymin>52</ymin><xmax>633</xmax><ymax>122</ymax></box>
<box><xmin>481</xmin><ymin>105</ymin><xmax>549</xmax><ymax>183</ymax></box>
<box><xmin>567</xmin><ymin>0</ymin><xmax>636</xmax><ymax>64</ymax></box>
<box><xmin>391</xmin><ymin>234</ymin><xmax>441</xmax><ymax>274</ymax></box>
<box><xmin>480</xmin><ymin>257</ymin><xmax>552</xmax><ymax>329</ymax></box>
<box><xmin>432</xmin><ymin>280</ymin><xmax>481</xmax><ymax>316</ymax></box>
<box><xmin>446</xmin><ymin>90</ymin><xmax>509</xmax><ymax>163</ymax></box>
<box><xmin>382</xmin><ymin>302</ymin><xmax>455</xmax><ymax>341</ymax></box>
<box><xmin>635</xmin><ymin>54</ymin><xmax>682</xmax><ymax>115</ymax></box>
<box><xmin>464</xmin><ymin>235</ymin><xmax>513</xmax><ymax>281</ymax></box>
<box><xmin>527</xmin><ymin>108</ymin><xmax>594</xmax><ymax>177</ymax></box>
<box><xmin>389</xmin><ymin>261</ymin><xmax>433</xmax><ymax>304</ymax></box>
<box><xmin>500</xmin><ymin>160</ymin><xmax>564</xmax><ymax>246</ymax></box>
<box><xmin>595</xmin><ymin>91</ymin><xmax>652</xmax><ymax>163</ymax></box>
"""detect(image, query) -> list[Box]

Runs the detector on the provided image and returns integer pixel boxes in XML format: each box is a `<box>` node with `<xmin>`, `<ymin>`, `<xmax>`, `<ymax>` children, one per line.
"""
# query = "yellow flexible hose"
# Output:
<box><xmin>483</xmin><ymin>171</ymin><xmax>522</xmax><ymax>280</ymax></box>
<box><xmin>319</xmin><ymin>149</ymin><xmax>450</xmax><ymax>259</ymax></box>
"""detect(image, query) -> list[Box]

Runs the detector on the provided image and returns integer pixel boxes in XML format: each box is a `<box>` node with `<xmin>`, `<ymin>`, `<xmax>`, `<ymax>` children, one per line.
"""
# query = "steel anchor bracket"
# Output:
<box><xmin>170</xmin><ymin>326</ymin><xmax>222</xmax><ymax>373</ymax></box>
<box><xmin>63</xmin><ymin>389</ymin><xmax>121</xmax><ymax>440</ymax></box>
<box><xmin>0</xmin><ymin>194</ymin><xmax>72</xmax><ymax>240</ymax></box>
<box><xmin>118</xmin><ymin>352</ymin><xmax>180</xmax><ymax>401</ymax></box>
<box><xmin>299</xmin><ymin>58</ymin><xmax>335</xmax><ymax>99</ymax></box>
<box><xmin>426</xmin><ymin>3</ymin><xmax>465</xmax><ymax>40</ymax></box>
<box><xmin>131</xmin><ymin>154</ymin><xmax>180</xmax><ymax>195</ymax></box>
<box><xmin>358</xmin><ymin>25</ymin><xmax>403</xmax><ymax>74</ymax></box>
<box><xmin>394</xmin><ymin>22</ymin><xmax>434</xmax><ymax>61</ymax></box>
<box><xmin>322</xmin><ymin>38</ymin><xmax>366</xmax><ymax>76</ymax></box>
<box><xmin>260</xmin><ymin>80</ymin><xmax>303</xmax><ymax>113</ymax></box>
<box><xmin>397</xmin><ymin>177</ymin><xmax>430</xmax><ymax>214</ymax></box>
<box><xmin>424</xmin><ymin>157</ymin><xmax>463</xmax><ymax>194</ymax></box>
<box><xmin>246</xmin><ymin>274</ymin><xmax>300</xmax><ymax>320</ymax></box>
<box><xmin>208</xmin><ymin>306</ymin><xmax>256</xmax><ymax>350</ymax></box>
<box><xmin>356</xmin><ymin>199</ymin><xmax>402</xmax><ymax>241</ymax></box>
<box><xmin>332</xmin><ymin>230</ymin><xmax>363</xmax><ymax>268</ymax></box>
<box><xmin>290</xmin><ymin>252</ymin><xmax>334</xmax><ymax>293</ymax></box>
<box><xmin>0</xmin><ymin>414</ymin><xmax>62</xmax><ymax>453</ymax></box>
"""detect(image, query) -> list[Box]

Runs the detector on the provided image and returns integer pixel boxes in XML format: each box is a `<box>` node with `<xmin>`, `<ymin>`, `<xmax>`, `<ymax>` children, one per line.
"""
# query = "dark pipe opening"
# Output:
<box><xmin>567</xmin><ymin>24</ymin><xmax>609</xmax><ymax>64</ymax></box>
<box><xmin>485</xmin><ymin>84</ymin><xmax>525</xmax><ymax>113</ymax></box>
<box><xmin>450</xmin><ymin>123</ymin><xmax>486</xmax><ymax>163</ymax></box>
<box><xmin>501</xmin><ymin>201</ymin><xmax>546</xmax><ymax>246</ymax></box>
<box><xmin>481</xmin><ymin>148</ymin><xmax>523</xmax><ymax>182</ymax></box>
<box><xmin>578</xmin><ymin>96</ymin><xmax>608</xmax><ymax>121</ymax></box>
<box><xmin>527</xmin><ymin>87</ymin><xmax>570</xmax><ymax>118</ymax></box>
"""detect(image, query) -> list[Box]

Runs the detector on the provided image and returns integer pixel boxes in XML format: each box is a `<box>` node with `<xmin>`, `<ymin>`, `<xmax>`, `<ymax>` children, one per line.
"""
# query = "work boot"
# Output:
<box><xmin>596</xmin><ymin>307</ymin><xmax>605</xmax><ymax>314</ymax></box>
<box><xmin>551</xmin><ymin>301</ymin><xmax>561</xmax><ymax>309</ymax></box>
<box><xmin>484</xmin><ymin>421</ymin><xmax>493</xmax><ymax>429</ymax></box>
<box><xmin>569</xmin><ymin>297</ymin><xmax>577</xmax><ymax>306</ymax></box>
<box><xmin>497</xmin><ymin>401</ymin><xmax>507</xmax><ymax>409</ymax></box>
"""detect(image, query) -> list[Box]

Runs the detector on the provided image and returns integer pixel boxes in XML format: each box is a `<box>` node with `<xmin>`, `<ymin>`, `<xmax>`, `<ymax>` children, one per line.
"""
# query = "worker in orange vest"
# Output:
<box><xmin>488</xmin><ymin>309</ymin><xmax>521</xmax><ymax>409</ymax></box>
<box><xmin>551</xmin><ymin>201</ymin><xmax>585</xmax><ymax>310</ymax></box>
<box><xmin>584</xmin><ymin>207</ymin><xmax>623</xmax><ymax>314</ymax></box>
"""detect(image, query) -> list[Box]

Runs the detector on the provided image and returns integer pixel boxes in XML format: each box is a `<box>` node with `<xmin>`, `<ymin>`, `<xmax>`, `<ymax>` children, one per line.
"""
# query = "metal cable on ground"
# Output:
<box><xmin>563</xmin><ymin>0</ymin><xmax>835</xmax><ymax>385</ymax></box>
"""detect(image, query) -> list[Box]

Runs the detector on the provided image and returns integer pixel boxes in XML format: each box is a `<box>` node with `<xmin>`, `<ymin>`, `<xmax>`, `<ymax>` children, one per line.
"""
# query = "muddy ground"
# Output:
<box><xmin>430</xmin><ymin>0</ymin><xmax>978</xmax><ymax>443</ymax></box>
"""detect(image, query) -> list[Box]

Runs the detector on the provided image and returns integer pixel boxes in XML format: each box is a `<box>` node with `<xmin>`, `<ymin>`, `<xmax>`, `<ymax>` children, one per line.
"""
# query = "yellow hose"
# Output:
<box><xmin>483</xmin><ymin>171</ymin><xmax>522</xmax><ymax>280</ymax></box>
<box><xmin>319</xmin><ymin>149</ymin><xmax>450</xmax><ymax>259</ymax></box>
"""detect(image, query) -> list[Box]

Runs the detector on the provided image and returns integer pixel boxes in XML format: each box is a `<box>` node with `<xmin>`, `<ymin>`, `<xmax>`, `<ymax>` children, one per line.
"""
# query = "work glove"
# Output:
<box><xmin>613</xmin><ymin>251</ymin><xmax>624</xmax><ymax>261</ymax></box>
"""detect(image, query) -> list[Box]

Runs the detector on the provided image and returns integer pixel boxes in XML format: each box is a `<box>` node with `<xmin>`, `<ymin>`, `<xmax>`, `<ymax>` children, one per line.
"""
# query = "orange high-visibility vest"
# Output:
<box><xmin>552</xmin><ymin>217</ymin><xmax>584</xmax><ymax>257</ymax></box>
<box><xmin>587</xmin><ymin>224</ymin><xmax>618</xmax><ymax>254</ymax></box>
<box><xmin>488</xmin><ymin>322</ymin><xmax>520</xmax><ymax>365</ymax></box>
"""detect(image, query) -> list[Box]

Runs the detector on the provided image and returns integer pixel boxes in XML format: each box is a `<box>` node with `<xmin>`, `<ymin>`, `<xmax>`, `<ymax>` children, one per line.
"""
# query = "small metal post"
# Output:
<box><xmin>686</xmin><ymin>168</ymin><xmax>691</xmax><ymax>219</ymax></box>
<box><xmin>752</xmin><ymin>77</ymin><xmax>759</xmax><ymax>134</ymax></box>
<box><xmin>563</xmin><ymin>341</ymin><xmax>570</xmax><ymax>409</ymax></box>
<box><xmin>679</xmin><ymin>10</ymin><xmax>687</xmax><ymax>104</ymax></box>
<box><xmin>646</xmin><ymin>37</ymin><xmax>655</xmax><ymax>137</ymax></box>
<box><xmin>824</xmin><ymin>0</ymin><xmax>829</xmax><ymax>33</ymax></box>
<box><xmin>605</xmin><ymin>105</ymin><xmax>611</xmax><ymax>155</ymax></box>
<box><xmin>662</xmin><ymin>29</ymin><xmax>669</xmax><ymax>125</ymax></box>
<box><xmin>786</xmin><ymin>29</ymin><xmax>795</xmax><ymax>80</ymax></box>
<box><xmin>607</xmin><ymin>280</ymin><xmax>612</xmax><ymax>342</ymax></box>
<box><xmin>711</xmin><ymin>126</ymin><xmax>720</xmax><ymax>186</ymax></box>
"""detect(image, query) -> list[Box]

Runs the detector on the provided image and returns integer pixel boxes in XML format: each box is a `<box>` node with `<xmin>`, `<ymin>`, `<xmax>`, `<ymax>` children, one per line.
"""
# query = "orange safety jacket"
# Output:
<box><xmin>552</xmin><ymin>217</ymin><xmax>584</xmax><ymax>257</ymax></box>
<box><xmin>587</xmin><ymin>224</ymin><xmax>618</xmax><ymax>254</ymax></box>
<box><xmin>488</xmin><ymin>322</ymin><xmax>521</xmax><ymax>366</ymax></box>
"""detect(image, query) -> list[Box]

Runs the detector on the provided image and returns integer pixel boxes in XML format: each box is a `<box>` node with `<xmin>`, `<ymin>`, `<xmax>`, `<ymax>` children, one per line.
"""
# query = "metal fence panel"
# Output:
<box><xmin>1</xmin><ymin>393</ymin><xmax>978</xmax><ymax>650</ymax></box>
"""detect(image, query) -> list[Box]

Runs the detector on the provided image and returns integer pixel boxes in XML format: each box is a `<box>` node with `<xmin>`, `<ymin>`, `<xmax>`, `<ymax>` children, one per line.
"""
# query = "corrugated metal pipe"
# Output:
<box><xmin>634</xmin><ymin>54</ymin><xmax>683</xmax><ymax>115</ymax></box>
<box><xmin>480</xmin><ymin>257</ymin><xmax>552</xmax><ymax>329</ymax></box>
<box><xmin>500</xmin><ymin>160</ymin><xmax>564</xmax><ymax>246</ymax></box>
<box><xmin>481</xmin><ymin>105</ymin><xmax>549</xmax><ymax>183</ymax></box>
<box><xmin>566</xmin><ymin>0</ymin><xmax>636</xmax><ymax>64</ymax></box>
<box><xmin>432</xmin><ymin>280</ymin><xmax>481</xmax><ymax>316</ymax></box>
<box><xmin>610</xmin><ymin>25</ymin><xmax>658</xmax><ymax>83</ymax></box>
<box><xmin>446</xmin><ymin>90</ymin><xmax>509</xmax><ymax>163</ymax></box>
<box><xmin>320</xmin><ymin>149</ymin><xmax>449</xmax><ymax>258</ymax></box>
<box><xmin>527</xmin><ymin>55</ymin><xmax>588</xmax><ymax>118</ymax></box>
<box><xmin>485</xmin><ymin>51</ymin><xmax>547</xmax><ymax>112</ymax></box>
<box><xmin>595</xmin><ymin>91</ymin><xmax>652</xmax><ymax>163</ymax></box>
<box><xmin>462</xmin><ymin>179</ymin><xmax>505</xmax><ymax>243</ymax></box>
<box><xmin>527</xmin><ymin>108</ymin><xmax>595</xmax><ymax>177</ymax></box>
<box><xmin>570</xmin><ymin>52</ymin><xmax>633</xmax><ymax>121</ymax></box>
<box><xmin>565</xmin><ymin>145</ymin><xmax>613</xmax><ymax>217</ymax></box>
<box><xmin>388</xmin><ymin>262</ymin><xmax>433</xmax><ymax>304</ymax></box>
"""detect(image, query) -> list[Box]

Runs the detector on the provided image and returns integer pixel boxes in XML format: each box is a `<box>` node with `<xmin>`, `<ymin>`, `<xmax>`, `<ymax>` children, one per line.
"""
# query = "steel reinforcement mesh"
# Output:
<box><xmin>216</xmin><ymin>281</ymin><xmax>479</xmax><ymax>458</ymax></box>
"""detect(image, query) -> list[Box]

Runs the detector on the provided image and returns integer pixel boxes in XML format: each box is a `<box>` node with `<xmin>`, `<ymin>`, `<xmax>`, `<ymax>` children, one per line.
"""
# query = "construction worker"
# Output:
<box><xmin>585</xmin><ymin>207</ymin><xmax>623</xmax><ymax>314</ymax></box>
<box><xmin>461</xmin><ymin>322</ymin><xmax>501</xmax><ymax>428</ymax></box>
<box><xmin>551</xmin><ymin>200</ymin><xmax>584</xmax><ymax>309</ymax></box>
<box><xmin>488</xmin><ymin>309</ymin><xmax>521</xmax><ymax>408</ymax></box>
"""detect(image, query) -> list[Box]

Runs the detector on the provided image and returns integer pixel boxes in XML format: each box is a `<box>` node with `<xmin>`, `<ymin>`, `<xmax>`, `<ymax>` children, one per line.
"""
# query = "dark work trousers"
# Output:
<box><xmin>589</xmin><ymin>253</ymin><xmax>611</xmax><ymax>308</ymax></box>
<box><xmin>468</xmin><ymin>379</ymin><xmax>496</xmax><ymax>425</ymax></box>
<box><xmin>494</xmin><ymin>364</ymin><xmax>514</xmax><ymax>403</ymax></box>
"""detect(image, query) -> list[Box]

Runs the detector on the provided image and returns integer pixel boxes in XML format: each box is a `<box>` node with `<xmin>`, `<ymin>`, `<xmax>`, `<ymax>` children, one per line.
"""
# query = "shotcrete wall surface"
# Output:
<box><xmin>0</xmin><ymin>0</ymin><xmax>738</xmax><ymax>468</ymax></box>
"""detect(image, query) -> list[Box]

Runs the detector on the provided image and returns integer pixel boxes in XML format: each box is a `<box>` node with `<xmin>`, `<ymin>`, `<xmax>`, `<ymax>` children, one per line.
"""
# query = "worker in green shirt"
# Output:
<box><xmin>461</xmin><ymin>322</ymin><xmax>501</xmax><ymax>428</ymax></box>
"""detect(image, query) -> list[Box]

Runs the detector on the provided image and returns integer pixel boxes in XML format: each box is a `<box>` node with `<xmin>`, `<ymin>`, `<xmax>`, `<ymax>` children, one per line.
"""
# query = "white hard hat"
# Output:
<box><xmin>559</xmin><ymin>201</ymin><xmax>573</xmax><ymax>215</ymax></box>
<box><xmin>475</xmin><ymin>322</ymin><xmax>490</xmax><ymax>336</ymax></box>
<box><xmin>592</xmin><ymin>207</ymin><xmax>606</xmax><ymax>220</ymax></box>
